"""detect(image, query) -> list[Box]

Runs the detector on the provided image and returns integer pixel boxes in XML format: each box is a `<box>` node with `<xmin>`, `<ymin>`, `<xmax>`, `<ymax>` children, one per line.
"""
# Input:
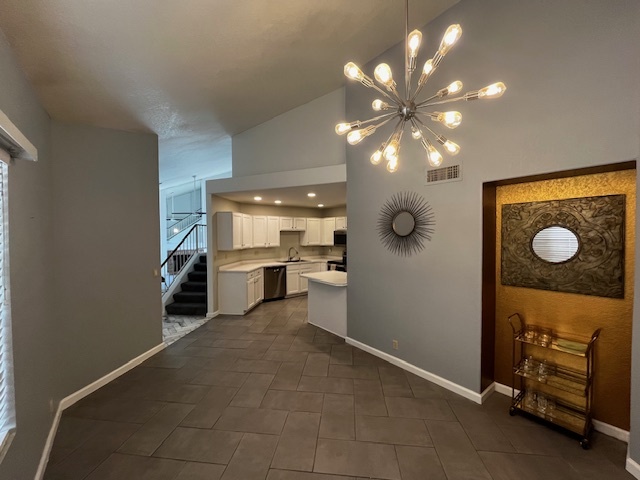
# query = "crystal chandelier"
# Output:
<box><xmin>336</xmin><ymin>0</ymin><xmax>506</xmax><ymax>173</ymax></box>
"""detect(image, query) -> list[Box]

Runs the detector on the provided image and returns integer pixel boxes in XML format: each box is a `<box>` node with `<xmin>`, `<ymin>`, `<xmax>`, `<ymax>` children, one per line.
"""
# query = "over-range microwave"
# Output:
<box><xmin>334</xmin><ymin>230</ymin><xmax>347</xmax><ymax>246</ymax></box>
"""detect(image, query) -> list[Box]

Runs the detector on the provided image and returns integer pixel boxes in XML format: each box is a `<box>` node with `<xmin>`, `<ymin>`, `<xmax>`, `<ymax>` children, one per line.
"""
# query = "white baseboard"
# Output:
<box><xmin>35</xmin><ymin>342</ymin><xmax>166</xmax><ymax>480</ymax></box>
<box><xmin>593</xmin><ymin>419</ymin><xmax>629</xmax><ymax>443</ymax></box>
<box><xmin>480</xmin><ymin>382</ymin><xmax>496</xmax><ymax>403</ymax></box>
<box><xmin>345</xmin><ymin>337</ymin><xmax>483</xmax><ymax>404</ymax></box>
<box><xmin>493</xmin><ymin>382</ymin><xmax>630</xmax><ymax>443</ymax></box>
<box><xmin>494</xmin><ymin>382</ymin><xmax>518</xmax><ymax>397</ymax></box>
<box><xmin>627</xmin><ymin>456</ymin><xmax>640</xmax><ymax>479</ymax></box>
<box><xmin>206</xmin><ymin>310</ymin><xmax>219</xmax><ymax>319</ymax></box>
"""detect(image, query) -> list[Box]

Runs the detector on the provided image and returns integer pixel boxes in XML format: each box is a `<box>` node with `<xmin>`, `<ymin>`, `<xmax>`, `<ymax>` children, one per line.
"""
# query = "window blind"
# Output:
<box><xmin>0</xmin><ymin>154</ymin><xmax>15</xmax><ymax>462</ymax></box>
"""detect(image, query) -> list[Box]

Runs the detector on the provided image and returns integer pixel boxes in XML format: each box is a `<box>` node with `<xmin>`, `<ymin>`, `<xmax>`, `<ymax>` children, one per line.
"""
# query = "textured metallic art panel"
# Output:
<box><xmin>501</xmin><ymin>195</ymin><xmax>625</xmax><ymax>298</ymax></box>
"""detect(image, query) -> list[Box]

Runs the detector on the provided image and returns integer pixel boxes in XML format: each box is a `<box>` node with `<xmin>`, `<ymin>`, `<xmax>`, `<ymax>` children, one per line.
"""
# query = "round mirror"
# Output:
<box><xmin>392</xmin><ymin>211</ymin><xmax>416</xmax><ymax>237</ymax></box>
<box><xmin>531</xmin><ymin>226</ymin><xmax>580</xmax><ymax>263</ymax></box>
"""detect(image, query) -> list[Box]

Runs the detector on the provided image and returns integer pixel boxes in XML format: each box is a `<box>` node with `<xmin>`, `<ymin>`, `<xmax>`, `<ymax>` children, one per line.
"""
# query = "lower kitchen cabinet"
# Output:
<box><xmin>219</xmin><ymin>268</ymin><xmax>263</xmax><ymax>314</ymax></box>
<box><xmin>286</xmin><ymin>262</ymin><xmax>322</xmax><ymax>295</ymax></box>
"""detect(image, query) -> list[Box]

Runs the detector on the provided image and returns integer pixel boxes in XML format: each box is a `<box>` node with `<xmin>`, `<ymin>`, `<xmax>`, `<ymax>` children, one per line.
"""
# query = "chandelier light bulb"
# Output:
<box><xmin>447</xmin><ymin>81</ymin><xmax>463</xmax><ymax>95</ymax></box>
<box><xmin>411</xmin><ymin>126</ymin><xmax>422</xmax><ymax>139</ymax></box>
<box><xmin>386</xmin><ymin>159</ymin><xmax>399</xmax><ymax>173</ymax></box>
<box><xmin>374</xmin><ymin>63</ymin><xmax>395</xmax><ymax>89</ymax></box>
<box><xmin>347</xmin><ymin>126</ymin><xmax>376</xmax><ymax>145</ymax></box>
<box><xmin>370</xmin><ymin>150</ymin><xmax>383</xmax><ymax>165</ymax></box>
<box><xmin>344</xmin><ymin>62</ymin><xmax>365</xmax><ymax>82</ymax></box>
<box><xmin>335</xmin><ymin>121</ymin><xmax>361</xmax><ymax>135</ymax></box>
<box><xmin>383</xmin><ymin>140</ymin><xmax>399</xmax><ymax>162</ymax></box>
<box><xmin>438</xmin><ymin>24</ymin><xmax>462</xmax><ymax>56</ymax></box>
<box><xmin>417</xmin><ymin>59</ymin><xmax>435</xmax><ymax>88</ymax></box>
<box><xmin>437</xmin><ymin>137</ymin><xmax>460</xmax><ymax>155</ymax></box>
<box><xmin>407</xmin><ymin>29</ymin><xmax>423</xmax><ymax>58</ymax></box>
<box><xmin>372</xmin><ymin>99</ymin><xmax>390</xmax><ymax>111</ymax></box>
<box><xmin>335</xmin><ymin>123</ymin><xmax>350</xmax><ymax>135</ymax></box>
<box><xmin>433</xmin><ymin>111</ymin><xmax>462</xmax><ymax>129</ymax></box>
<box><xmin>427</xmin><ymin>143</ymin><xmax>443</xmax><ymax>167</ymax></box>
<box><xmin>478</xmin><ymin>82</ymin><xmax>507</xmax><ymax>99</ymax></box>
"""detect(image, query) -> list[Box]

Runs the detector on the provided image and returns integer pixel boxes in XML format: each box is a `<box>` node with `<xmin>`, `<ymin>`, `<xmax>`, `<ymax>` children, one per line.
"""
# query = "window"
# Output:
<box><xmin>0</xmin><ymin>150</ymin><xmax>15</xmax><ymax>462</ymax></box>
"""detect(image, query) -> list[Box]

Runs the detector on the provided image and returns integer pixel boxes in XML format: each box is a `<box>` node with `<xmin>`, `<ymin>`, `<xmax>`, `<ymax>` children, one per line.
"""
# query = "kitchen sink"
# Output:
<box><xmin>282</xmin><ymin>259</ymin><xmax>309</xmax><ymax>263</ymax></box>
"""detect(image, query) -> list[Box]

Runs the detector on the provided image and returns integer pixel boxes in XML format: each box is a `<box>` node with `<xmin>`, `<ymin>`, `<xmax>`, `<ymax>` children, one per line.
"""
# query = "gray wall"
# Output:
<box><xmin>51</xmin><ymin>121</ymin><xmax>162</xmax><ymax>392</ymax></box>
<box><xmin>346</xmin><ymin>0</ymin><xmax>639</xmax><ymax>400</ymax></box>
<box><xmin>0</xmin><ymin>28</ymin><xmax>58</xmax><ymax>479</ymax></box>
<box><xmin>233</xmin><ymin>88</ymin><xmax>346</xmax><ymax>177</ymax></box>
<box><xmin>0</xmin><ymin>28</ymin><xmax>163</xmax><ymax>476</ymax></box>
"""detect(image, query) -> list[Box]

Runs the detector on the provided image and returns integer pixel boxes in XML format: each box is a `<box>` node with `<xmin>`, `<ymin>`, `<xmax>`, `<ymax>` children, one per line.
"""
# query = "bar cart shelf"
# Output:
<box><xmin>508</xmin><ymin>313</ymin><xmax>600</xmax><ymax>449</ymax></box>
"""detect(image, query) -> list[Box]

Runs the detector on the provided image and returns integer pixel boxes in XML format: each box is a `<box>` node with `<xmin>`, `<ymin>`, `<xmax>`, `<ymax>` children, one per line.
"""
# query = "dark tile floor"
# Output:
<box><xmin>45</xmin><ymin>297</ymin><xmax>633</xmax><ymax>480</ymax></box>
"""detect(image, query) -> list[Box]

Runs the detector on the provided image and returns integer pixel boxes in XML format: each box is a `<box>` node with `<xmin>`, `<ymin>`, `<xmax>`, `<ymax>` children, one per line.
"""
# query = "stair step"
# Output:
<box><xmin>188</xmin><ymin>271</ymin><xmax>207</xmax><ymax>282</ymax></box>
<box><xmin>165</xmin><ymin>302</ymin><xmax>207</xmax><ymax>316</ymax></box>
<box><xmin>174</xmin><ymin>291</ymin><xmax>207</xmax><ymax>303</ymax></box>
<box><xmin>199</xmin><ymin>255</ymin><xmax>207</xmax><ymax>264</ymax></box>
<box><xmin>194</xmin><ymin>262</ymin><xmax>207</xmax><ymax>272</ymax></box>
<box><xmin>182</xmin><ymin>281</ymin><xmax>207</xmax><ymax>292</ymax></box>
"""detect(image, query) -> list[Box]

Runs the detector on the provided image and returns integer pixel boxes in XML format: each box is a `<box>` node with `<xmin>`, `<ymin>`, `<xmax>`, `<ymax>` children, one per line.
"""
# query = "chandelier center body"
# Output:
<box><xmin>400</xmin><ymin>102</ymin><xmax>416</xmax><ymax>121</ymax></box>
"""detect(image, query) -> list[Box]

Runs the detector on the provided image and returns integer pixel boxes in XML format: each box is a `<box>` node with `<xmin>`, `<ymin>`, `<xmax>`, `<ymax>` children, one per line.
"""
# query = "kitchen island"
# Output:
<box><xmin>301</xmin><ymin>271</ymin><xmax>347</xmax><ymax>338</ymax></box>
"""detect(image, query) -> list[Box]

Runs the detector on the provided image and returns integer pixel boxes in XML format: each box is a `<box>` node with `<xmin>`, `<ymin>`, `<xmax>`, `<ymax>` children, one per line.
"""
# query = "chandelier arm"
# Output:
<box><xmin>413</xmin><ymin>116</ymin><xmax>439</xmax><ymax>138</ymax></box>
<box><xmin>360</xmin><ymin>112</ymin><xmax>401</xmax><ymax>126</ymax></box>
<box><xmin>370</xmin><ymin>83</ymin><xmax>402</xmax><ymax>105</ymax></box>
<box><xmin>404</xmin><ymin>0</ymin><xmax>410</xmax><ymax>99</ymax></box>
<box><xmin>415</xmin><ymin>93</ymin><xmax>440</xmax><ymax>107</ymax></box>
<box><xmin>417</xmin><ymin>95</ymin><xmax>466</xmax><ymax>108</ymax></box>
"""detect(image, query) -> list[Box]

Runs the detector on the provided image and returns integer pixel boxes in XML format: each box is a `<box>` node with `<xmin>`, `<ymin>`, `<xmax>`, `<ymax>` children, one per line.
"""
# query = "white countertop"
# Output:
<box><xmin>219</xmin><ymin>256</ymin><xmax>341</xmax><ymax>273</ymax></box>
<box><xmin>301</xmin><ymin>271</ymin><xmax>347</xmax><ymax>287</ymax></box>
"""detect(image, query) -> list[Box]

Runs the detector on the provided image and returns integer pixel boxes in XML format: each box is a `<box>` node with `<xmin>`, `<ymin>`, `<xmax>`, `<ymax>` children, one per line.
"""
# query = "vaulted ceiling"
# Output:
<box><xmin>0</xmin><ymin>0</ymin><xmax>458</xmax><ymax>186</ymax></box>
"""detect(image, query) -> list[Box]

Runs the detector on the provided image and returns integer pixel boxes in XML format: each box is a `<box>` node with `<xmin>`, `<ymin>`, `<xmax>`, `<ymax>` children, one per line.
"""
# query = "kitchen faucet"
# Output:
<box><xmin>288</xmin><ymin>247</ymin><xmax>299</xmax><ymax>262</ymax></box>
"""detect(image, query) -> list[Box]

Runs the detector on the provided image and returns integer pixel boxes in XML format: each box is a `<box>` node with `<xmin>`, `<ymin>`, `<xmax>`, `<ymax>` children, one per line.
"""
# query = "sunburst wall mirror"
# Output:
<box><xmin>378</xmin><ymin>191</ymin><xmax>435</xmax><ymax>256</ymax></box>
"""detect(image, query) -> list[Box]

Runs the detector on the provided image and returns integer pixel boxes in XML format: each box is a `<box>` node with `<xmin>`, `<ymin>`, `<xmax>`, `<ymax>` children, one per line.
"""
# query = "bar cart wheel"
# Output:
<box><xmin>580</xmin><ymin>438</ymin><xmax>590</xmax><ymax>450</ymax></box>
<box><xmin>509</xmin><ymin>406</ymin><xmax>517</xmax><ymax>416</ymax></box>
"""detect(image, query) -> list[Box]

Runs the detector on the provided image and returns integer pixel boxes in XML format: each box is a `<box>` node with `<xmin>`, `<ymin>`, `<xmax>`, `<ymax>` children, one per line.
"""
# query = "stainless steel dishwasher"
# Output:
<box><xmin>263</xmin><ymin>266</ymin><xmax>286</xmax><ymax>301</ymax></box>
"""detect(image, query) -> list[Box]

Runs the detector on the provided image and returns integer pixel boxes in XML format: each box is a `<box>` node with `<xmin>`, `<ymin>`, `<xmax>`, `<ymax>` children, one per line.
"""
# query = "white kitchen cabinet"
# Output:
<box><xmin>336</xmin><ymin>217</ymin><xmax>347</xmax><ymax>230</ymax></box>
<box><xmin>280</xmin><ymin>216</ymin><xmax>293</xmax><ymax>231</ymax></box>
<box><xmin>267</xmin><ymin>216</ymin><xmax>280</xmax><ymax>247</ymax></box>
<box><xmin>300</xmin><ymin>218</ymin><xmax>321</xmax><ymax>246</ymax></box>
<box><xmin>294</xmin><ymin>217</ymin><xmax>307</xmax><ymax>230</ymax></box>
<box><xmin>280</xmin><ymin>217</ymin><xmax>307</xmax><ymax>231</ymax></box>
<box><xmin>217</xmin><ymin>212</ymin><xmax>245</xmax><ymax>250</ymax></box>
<box><xmin>287</xmin><ymin>262</ymin><xmax>323</xmax><ymax>295</ymax></box>
<box><xmin>252</xmin><ymin>215</ymin><xmax>267</xmax><ymax>248</ymax></box>
<box><xmin>242</xmin><ymin>214</ymin><xmax>253</xmax><ymax>248</ymax></box>
<box><xmin>286</xmin><ymin>265</ymin><xmax>301</xmax><ymax>295</ymax></box>
<box><xmin>220</xmin><ymin>268</ymin><xmax>263</xmax><ymax>314</ymax></box>
<box><xmin>321</xmin><ymin>217</ymin><xmax>336</xmax><ymax>246</ymax></box>
<box><xmin>255</xmin><ymin>269</ymin><xmax>264</xmax><ymax>303</ymax></box>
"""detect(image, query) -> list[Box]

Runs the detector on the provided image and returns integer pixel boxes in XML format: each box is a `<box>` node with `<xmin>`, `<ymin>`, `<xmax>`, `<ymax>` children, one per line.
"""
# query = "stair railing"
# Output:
<box><xmin>167</xmin><ymin>210</ymin><xmax>203</xmax><ymax>240</ymax></box>
<box><xmin>161</xmin><ymin>224</ymin><xmax>206</xmax><ymax>294</ymax></box>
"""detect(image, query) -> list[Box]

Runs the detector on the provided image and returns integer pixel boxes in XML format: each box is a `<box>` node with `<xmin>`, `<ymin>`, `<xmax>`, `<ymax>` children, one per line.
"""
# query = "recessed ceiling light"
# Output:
<box><xmin>274</xmin><ymin>200</ymin><xmax>282</xmax><ymax>204</ymax></box>
<box><xmin>318</xmin><ymin>204</ymin><xmax>324</xmax><ymax>208</ymax></box>
<box><xmin>254</xmin><ymin>196</ymin><xmax>262</xmax><ymax>201</ymax></box>
<box><xmin>307</xmin><ymin>192</ymin><xmax>316</xmax><ymax>198</ymax></box>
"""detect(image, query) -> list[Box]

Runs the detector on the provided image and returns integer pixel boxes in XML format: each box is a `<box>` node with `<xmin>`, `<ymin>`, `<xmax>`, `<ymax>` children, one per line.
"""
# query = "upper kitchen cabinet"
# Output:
<box><xmin>252</xmin><ymin>215</ymin><xmax>268</xmax><ymax>247</ymax></box>
<box><xmin>280</xmin><ymin>217</ymin><xmax>307</xmax><ymax>231</ymax></box>
<box><xmin>322</xmin><ymin>217</ymin><xmax>336</xmax><ymax>246</ymax></box>
<box><xmin>301</xmin><ymin>218</ymin><xmax>321</xmax><ymax>246</ymax></box>
<box><xmin>336</xmin><ymin>217</ymin><xmax>347</xmax><ymax>230</ymax></box>
<box><xmin>267</xmin><ymin>216</ymin><xmax>281</xmax><ymax>247</ymax></box>
<box><xmin>218</xmin><ymin>211</ymin><xmax>253</xmax><ymax>250</ymax></box>
<box><xmin>242</xmin><ymin>214</ymin><xmax>253</xmax><ymax>249</ymax></box>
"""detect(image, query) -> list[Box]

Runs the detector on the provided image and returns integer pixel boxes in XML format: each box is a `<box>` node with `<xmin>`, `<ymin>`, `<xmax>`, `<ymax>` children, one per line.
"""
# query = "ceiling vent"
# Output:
<box><xmin>424</xmin><ymin>164</ymin><xmax>461</xmax><ymax>185</ymax></box>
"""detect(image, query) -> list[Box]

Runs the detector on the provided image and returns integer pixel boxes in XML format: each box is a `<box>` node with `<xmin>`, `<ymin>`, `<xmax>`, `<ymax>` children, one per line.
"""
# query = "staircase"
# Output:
<box><xmin>165</xmin><ymin>254</ymin><xmax>207</xmax><ymax>315</ymax></box>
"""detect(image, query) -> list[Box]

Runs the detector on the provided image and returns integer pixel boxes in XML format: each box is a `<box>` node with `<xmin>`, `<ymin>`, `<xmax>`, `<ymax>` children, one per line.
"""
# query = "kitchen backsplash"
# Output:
<box><xmin>215</xmin><ymin>231</ymin><xmax>345</xmax><ymax>267</ymax></box>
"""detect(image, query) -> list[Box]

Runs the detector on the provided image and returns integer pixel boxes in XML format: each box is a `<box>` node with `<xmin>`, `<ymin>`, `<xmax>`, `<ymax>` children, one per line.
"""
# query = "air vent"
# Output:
<box><xmin>425</xmin><ymin>164</ymin><xmax>462</xmax><ymax>185</ymax></box>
